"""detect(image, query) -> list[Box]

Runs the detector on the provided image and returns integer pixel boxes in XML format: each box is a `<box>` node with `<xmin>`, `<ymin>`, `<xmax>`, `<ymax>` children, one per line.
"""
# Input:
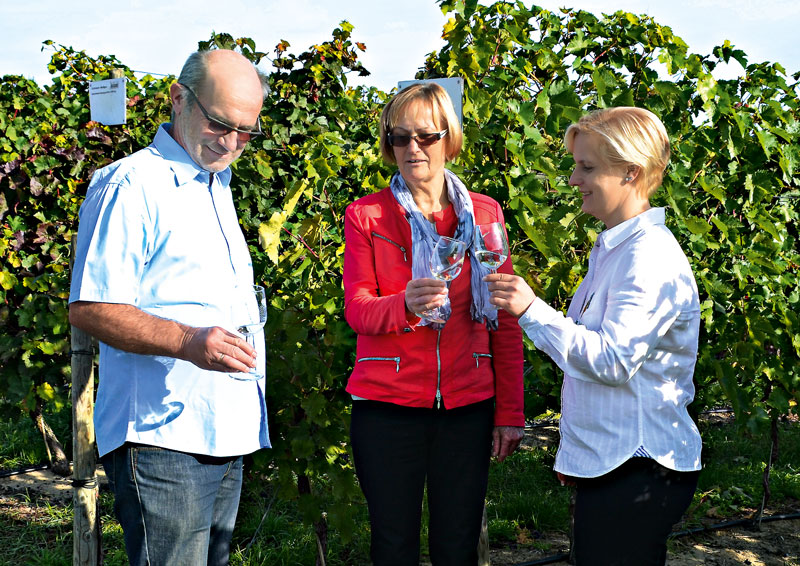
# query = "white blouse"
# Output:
<box><xmin>519</xmin><ymin>208</ymin><xmax>702</xmax><ymax>477</ymax></box>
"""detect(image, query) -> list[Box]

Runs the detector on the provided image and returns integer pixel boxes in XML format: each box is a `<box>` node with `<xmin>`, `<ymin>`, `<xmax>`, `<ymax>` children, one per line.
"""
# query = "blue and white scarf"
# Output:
<box><xmin>390</xmin><ymin>169</ymin><xmax>498</xmax><ymax>331</ymax></box>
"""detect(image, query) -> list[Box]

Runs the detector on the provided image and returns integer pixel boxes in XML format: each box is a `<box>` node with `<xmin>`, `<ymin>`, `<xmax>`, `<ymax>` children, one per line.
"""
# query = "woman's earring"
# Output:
<box><xmin>625</xmin><ymin>176</ymin><xmax>632</xmax><ymax>182</ymax></box>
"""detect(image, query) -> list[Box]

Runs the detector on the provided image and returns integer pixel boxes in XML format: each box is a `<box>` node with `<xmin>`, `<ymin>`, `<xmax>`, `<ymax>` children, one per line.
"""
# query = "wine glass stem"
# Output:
<box><xmin>247</xmin><ymin>335</ymin><xmax>256</xmax><ymax>373</ymax></box>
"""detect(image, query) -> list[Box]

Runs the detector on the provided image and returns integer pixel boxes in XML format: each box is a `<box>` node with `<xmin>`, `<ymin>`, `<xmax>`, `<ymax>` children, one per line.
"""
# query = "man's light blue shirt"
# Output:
<box><xmin>70</xmin><ymin>124</ymin><xmax>270</xmax><ymax>458</ymax></box>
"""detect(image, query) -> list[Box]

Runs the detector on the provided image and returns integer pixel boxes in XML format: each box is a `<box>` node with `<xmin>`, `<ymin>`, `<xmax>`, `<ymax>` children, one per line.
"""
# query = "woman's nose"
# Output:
<box><xmin>568</xmin><ymin>169</ymin><xmax>579</xmax><ymax>186</ymax></box>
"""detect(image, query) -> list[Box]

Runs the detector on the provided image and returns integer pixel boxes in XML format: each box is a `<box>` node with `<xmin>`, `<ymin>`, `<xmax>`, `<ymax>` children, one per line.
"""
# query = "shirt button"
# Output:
<box><xmin>403</xmin><ymin>328</ymin><xmax>412</xmax><ymax>333</ymax></box>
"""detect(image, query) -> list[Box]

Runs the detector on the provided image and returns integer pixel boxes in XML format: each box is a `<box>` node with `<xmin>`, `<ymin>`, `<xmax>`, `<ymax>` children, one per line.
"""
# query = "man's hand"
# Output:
<box><xmin>69</xmin><ymin>301</ymin><xmax>256</xmax><ymax>374</ymax></box>
<box><xmin>180</xmin><ymin>326</ymin><xmax>256</xmax><ymax>373</ymax></box>
<box><xmin>483</xmin><ymin>273</ymin><xmax>537</xmax><ymax>318</ymax></box>
<box><xmin>404</xmin><ymin>278</ymin><xmax>448</xmax><ymax>316</ymax></box>
<box><xmin>492</xmin><ymin>426</ymin><xmax>524</xmax><ymax>462</ymax></box>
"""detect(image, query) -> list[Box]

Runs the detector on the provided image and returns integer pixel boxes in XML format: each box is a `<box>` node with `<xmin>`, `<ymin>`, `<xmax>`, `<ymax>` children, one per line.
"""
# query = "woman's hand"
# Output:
<box><xmin>404</xmin><ymin>278</ymin><xmax>448</xmax><ymax>316</ymax></box>
<box><xmin>556</xmin><ymin>471</ymin><xmax>577</xmax><ymax>487</ymax></box>
<box><xmin>492</xmin><ymin>426</ymin><xmax>524</xmax><ymax>462</ymax></box>
<box><xmin>484</xmin><ymin>273</ymin><xmax>536</xmax><ymax>318</ymax></box>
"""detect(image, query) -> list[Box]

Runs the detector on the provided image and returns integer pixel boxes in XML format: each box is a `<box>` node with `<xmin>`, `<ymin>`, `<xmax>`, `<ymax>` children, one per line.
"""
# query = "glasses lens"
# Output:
<box><xmin>416</xmin><ymin>133</ymin><xmax>441</xmax><ymax>146</ymax></box>
<box><xmin>388</xmin><ymin>134</ymin><xmax>411</xmax><ymax>147</ymax></box>
<box><xmin>207</xmin><ymin>119</ymin><xmax>233</xmax><ymax>135</ymax></box>
<box><xmin>388</xmin><ymin>131</ymin><xmax>446</xmax><ymax>148</ymax></box>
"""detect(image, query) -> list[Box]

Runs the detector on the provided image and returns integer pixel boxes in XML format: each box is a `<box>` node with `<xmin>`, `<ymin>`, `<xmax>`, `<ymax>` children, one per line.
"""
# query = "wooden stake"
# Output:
<box><xmin>71</xmin><ymin>235</ymin><xmax>100</xmax><ymax>566</ymax></box>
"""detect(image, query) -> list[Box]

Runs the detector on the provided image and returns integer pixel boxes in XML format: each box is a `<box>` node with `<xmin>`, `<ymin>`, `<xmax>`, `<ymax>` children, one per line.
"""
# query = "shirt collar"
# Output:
<box><xmin>152</xmin><ymin>123</ymin><xmax>233</xmax><ymax>188</ymax></box>
<box><xmin>598</xmin><ymin>207</ymin><xmax>666</xmax><ymax>250</ymax></box>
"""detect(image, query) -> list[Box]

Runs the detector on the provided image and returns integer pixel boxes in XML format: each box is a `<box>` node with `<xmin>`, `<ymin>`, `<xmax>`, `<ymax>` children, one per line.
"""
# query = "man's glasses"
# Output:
<box><xmin>179</xmin><ymin>83</ymin><xmax>263</xmax><ymax>140</ymax></box>
<box><xmin>387</xmin><ymin>129</ymin><xmax>448</xmax><ymax>147</ymax></box>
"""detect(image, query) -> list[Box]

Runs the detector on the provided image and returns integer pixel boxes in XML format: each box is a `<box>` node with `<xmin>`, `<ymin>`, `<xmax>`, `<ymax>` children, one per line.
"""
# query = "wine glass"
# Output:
<box><xmin>474</xmin><ymin>222</ymin><xmax>509</xmax><ymax>273</ymax></box>
<box><xmin>474</xmin><ymin>223</ymin><xmax>509</xmax><ymax>311</ymax></box>
<box><xmin>418</xmin><ymin>236</ymin><xmax>467</xmax><ymax>323</ymax></box>
<box><xmin>230</xmin><ymin>284</ymin><xmax>267</xmax><ymax>381</ymax></box>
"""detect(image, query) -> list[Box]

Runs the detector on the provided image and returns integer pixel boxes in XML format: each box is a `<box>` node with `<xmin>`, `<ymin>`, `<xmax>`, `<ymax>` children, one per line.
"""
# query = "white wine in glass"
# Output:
<box><xmin>474</xmin><ymin>222</ymin><xmax>509</xmax><ymax>273</ymax></box>
<box><xmin>474</xmin><ymin>222</ymin><xmax>509</xmax><ymax>311</ymax></box>
<box><xmin>231</xmin><ymin>284</ymin><xmax>267</xmax><ymax>381</ymax></box>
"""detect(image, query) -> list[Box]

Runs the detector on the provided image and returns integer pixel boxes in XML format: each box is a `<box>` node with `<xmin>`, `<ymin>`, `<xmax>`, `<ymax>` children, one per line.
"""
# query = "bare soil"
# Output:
<box><xmin>487</xmin><ymin>514</ymin><xmax>800</xmax><ymax>565</ymax></box>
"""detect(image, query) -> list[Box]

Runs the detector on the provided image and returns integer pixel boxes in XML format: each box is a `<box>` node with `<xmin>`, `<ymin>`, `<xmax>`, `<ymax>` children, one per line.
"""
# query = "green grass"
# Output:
<box><xmin>689</xmin><ymin>418</ymin><xmax>800</xmax><ymax>521</ymax></box>
<box><xmin>0</xmin><ymin>493</ymin><xmax>72</xmax><ymax>566</ymax></box>
<box><xmin>0</xmin><ymin>416</ymin><xmax>798</xmax><ymax>564</ymax></box>
<box><xmin>486</xmin><ymin>436</ymin><xmax>570</xmax><ymax>544</ymax></box>
<box><xmin>230</xmin><ymin>474</ymin><xmax>372</xmax><ymax>566</ymax></box>
<box><xmin>0</xmin><ymin>417</ymin><xmax>57</xmax><ymax>470</ymax></box>
<box><xmin>0</xmin><ymin>401</ymin><xmax>73</xmax><ymax>471</ymax></box>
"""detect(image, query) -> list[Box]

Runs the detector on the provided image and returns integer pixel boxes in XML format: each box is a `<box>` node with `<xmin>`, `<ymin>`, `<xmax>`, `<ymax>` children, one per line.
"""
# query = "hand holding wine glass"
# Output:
<box><xmin>483</xmin><ymin>272</ymin><xmax>537</xmax><ymax>318</ymax></box>
<box><xmin>417</xmin><ymin>236</ymin><xmax>467</xmax><ymax>323</ymax></box>
<box><xmin>230</xmin><ymin>284</ymin><xmax>267</xmax><ymax>381</ymax></box>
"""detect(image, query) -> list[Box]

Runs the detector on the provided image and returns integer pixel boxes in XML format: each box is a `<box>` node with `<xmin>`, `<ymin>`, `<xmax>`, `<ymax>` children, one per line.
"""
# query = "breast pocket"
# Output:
<box><xmin>472</xmin><ymin>352</ymin><xmax>493</xmax><ymax>369</ymax></box>
<box><xmin>372</xmin><ymin>232</ymin><xmax>410</xmax><ymax>295</ymax></box>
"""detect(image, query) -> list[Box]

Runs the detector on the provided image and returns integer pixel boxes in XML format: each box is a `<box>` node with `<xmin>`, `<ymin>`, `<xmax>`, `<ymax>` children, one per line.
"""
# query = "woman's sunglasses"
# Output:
<box><xmin>387</xmin><ymin>129</ymin><xmax>448</xmax><ymax>147</ymax></box>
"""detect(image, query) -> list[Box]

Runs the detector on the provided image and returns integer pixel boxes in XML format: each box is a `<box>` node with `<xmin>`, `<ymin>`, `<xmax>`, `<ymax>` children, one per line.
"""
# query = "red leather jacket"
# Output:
<box><xmin>343</xmin><ymin>187</ymin><xmax>524</xmax><ymax>426</ymax></box>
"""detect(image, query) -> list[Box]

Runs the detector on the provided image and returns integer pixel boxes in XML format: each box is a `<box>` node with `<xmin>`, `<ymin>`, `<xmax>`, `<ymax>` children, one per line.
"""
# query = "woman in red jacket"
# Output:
<box><xmin>343</xmin><ymin>82</ymin><xmax>524</xmax><ymax>566</ymax></box>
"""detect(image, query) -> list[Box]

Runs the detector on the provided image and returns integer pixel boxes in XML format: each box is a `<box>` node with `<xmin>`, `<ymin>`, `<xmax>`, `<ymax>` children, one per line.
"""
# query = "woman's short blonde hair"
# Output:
<box><xmin>564</xmin><ymin>107</ymin><xmax>670</xmax><ymax>197</ymax></box>
<box><xmin>379</xmin><ymin>82</ymin><xmax>463</xmax><ymax>164</ymax></box>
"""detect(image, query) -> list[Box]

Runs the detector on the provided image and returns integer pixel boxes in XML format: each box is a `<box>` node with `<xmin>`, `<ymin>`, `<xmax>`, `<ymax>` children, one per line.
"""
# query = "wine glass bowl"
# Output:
<box><xmin>418</xmin><ymin>236</ymin><xmax>467</xmax><ymax>323</ymax></box>
<box><xmin>474</xmin><ymin>222</ymin><xmax>509</xmax><ymax>311</ymax></box>
<box><xmin>474</xmin><ymin>222</ymin><xmax>509</xmax><ymax>273</ymax></box>
<box><xmin>230</xmin><ymin>284</ymin><xmax>267</xmax><ymax>381</ymax></box>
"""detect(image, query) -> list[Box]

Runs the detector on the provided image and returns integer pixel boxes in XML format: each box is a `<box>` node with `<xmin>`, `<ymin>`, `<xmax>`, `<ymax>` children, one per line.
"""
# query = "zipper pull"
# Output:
<box><xmin>436</xmin><ymin>389</ymin><xmax>442</xmax><ymax>409</ymax></box>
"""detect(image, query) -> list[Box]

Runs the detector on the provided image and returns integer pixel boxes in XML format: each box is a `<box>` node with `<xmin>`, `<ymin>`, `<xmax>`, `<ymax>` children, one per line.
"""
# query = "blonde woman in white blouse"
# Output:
<box><xmin>486</xmin><ymin>107</ymin><xmax>702</xmax><ymax>566</ymax></box>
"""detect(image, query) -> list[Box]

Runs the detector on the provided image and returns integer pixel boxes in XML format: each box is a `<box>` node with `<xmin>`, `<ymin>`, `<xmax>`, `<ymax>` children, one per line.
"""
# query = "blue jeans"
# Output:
<box><xmin>100</xmin><ymin>444</ymin><xmax>243</xmax><ymax>566</ymax></box>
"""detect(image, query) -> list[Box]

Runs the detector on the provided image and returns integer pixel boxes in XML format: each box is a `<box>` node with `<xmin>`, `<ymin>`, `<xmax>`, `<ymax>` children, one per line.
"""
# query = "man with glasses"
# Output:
<box><xmin>69</xmin><ymin>49</ymin><xmax>270</xmax><ymax>566</ymax></box>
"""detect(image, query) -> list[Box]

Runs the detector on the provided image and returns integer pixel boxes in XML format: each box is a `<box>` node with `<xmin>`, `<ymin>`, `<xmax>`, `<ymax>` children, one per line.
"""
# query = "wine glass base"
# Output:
<box><xmin>417</xmin><ymin>310</ymin><xmax>446</xmax><ymax>323</ymax></box>
<box><xmin>229</xmin><ymin>372</ymin><xmax>264</xmax><ymax>381</ymax></box>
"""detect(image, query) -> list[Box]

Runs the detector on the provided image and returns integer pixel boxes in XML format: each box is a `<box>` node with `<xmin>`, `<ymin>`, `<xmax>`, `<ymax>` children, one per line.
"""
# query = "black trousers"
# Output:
<box><xmin>573</xmin><ymin>458</ymin><xmax>700</xmax><ymax>566</ymax></box>
<box><xmin>350</xmin><ymin>398</ymin><xmax>494</xmax><ymax>566</ymax></box>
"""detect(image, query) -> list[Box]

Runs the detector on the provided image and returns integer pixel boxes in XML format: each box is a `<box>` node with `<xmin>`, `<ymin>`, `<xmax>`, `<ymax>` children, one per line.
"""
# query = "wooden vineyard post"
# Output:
<box><xmin>70</xmin><ymin>235</ymin><xmax>100</xmax><ymax>566</ymax></box>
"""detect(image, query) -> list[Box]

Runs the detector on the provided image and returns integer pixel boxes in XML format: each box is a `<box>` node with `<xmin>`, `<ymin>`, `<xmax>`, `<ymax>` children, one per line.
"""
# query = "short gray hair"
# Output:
<box><xmin>171</xmin><ymin>50</ymin><xmax>270</xmax><ymax>120</ymax></box>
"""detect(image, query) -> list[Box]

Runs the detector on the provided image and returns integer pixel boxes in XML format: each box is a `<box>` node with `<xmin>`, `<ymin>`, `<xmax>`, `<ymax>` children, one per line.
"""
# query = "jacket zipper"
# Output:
<box><xmin>435</xmin><ymin>330</ymin><xmax>442</xmax><ymax>408</ymax></box>
<box><xmin>473</xmin><ymin>353</ymin><xmax>493</xmax><ymax>368</ymax></box>
<box><xmin>372</xmin><ymin>232</ymin><xmax>407</xmax><ymax>262</ymax></box>
<box><xmin>357</xmin><ymin>356</ymin><xmax>400</xmax><ymax>373</ymax></box>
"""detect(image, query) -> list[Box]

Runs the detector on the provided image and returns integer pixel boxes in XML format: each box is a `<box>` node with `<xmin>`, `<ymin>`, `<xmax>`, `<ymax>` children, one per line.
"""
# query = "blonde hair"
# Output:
<box><xmin>379</xmin><ymin>82</ymin><xmax>463</xmax><ymax>164</ymax></box>
<box><xmin>564</xmin><ymin>107</ymin><xmax>670</xmax><ymax>197</ymax></box>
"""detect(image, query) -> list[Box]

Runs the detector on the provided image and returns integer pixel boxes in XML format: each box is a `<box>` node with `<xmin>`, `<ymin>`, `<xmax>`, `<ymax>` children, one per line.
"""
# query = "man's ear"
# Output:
<box><xmin>170</xmin><ymin>83</ymin><xmax>187</xmax><ymax>117</ymax></box>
